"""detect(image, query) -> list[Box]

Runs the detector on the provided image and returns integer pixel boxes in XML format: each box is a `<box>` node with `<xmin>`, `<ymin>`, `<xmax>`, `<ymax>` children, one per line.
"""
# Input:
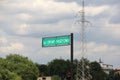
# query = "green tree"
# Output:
<box><xmin>6</xmin><ymin>54</ymin><xmax>39</xmax><ymax>80</ymax></box>
<box><xmin>48</xmin><ymin>59</ymin><xmax>71</xmax><ymax>79</ymax></box>
<box><xmin>52</xmin><ymin>75</ymin><xmax>61</xmax><ymax>80</ymax></box>
<box><xmin>90</xmin><ymin>61</ymin><xmax>107</xmax><ymax>80</ymax></box>
<box><xmin>0</xmin><ymin>57</ymin><xmax>21</xmax><ymax>80</ymax></box>
<box><xmin>0</xmin><ymin>69</ymin><xmax>21</xmax><ymax>80</ymax></box>
<box><xmin>36</xmin><ymin>59</ymin><xmax>77</xmax><ymax>79</ymax></box>
<box><xmin>108</xmin><ymin>70</ymin><xmax>120</xmax><ymax>80</ymax></box>
<box><xmin>36</xmin><ymin>64</ymin><xmax>48</xmax><ymax>76</ymax></box>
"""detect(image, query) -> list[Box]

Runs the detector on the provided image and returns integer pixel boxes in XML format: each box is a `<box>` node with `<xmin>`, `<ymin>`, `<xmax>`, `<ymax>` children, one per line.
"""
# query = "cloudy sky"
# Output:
<box><xmin>0</xmin><ymin>0</ymin><xmax>120</xmax><ymax>68</ymax></box>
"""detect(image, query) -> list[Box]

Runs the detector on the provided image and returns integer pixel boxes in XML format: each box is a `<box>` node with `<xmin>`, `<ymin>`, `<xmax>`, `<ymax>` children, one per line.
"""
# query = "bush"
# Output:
<box><xmin>52</xmin><ymin>75</ymin><xmax>61</xmax><ymax>80</ymax></box>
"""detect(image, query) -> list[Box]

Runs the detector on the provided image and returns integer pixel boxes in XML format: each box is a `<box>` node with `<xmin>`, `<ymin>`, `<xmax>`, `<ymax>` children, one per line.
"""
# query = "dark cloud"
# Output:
<box><xmin>54</xmin><ymin>0</ymin><xmax>120</xmax><ymax>6</ymax></box>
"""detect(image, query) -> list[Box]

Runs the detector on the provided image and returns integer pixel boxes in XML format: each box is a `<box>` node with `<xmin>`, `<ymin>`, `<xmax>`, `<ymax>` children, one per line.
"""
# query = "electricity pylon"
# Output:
<box><xmin>76</xmin><ymin>0</ymin><xmax>91</xmax><ymax>80</ymax></box>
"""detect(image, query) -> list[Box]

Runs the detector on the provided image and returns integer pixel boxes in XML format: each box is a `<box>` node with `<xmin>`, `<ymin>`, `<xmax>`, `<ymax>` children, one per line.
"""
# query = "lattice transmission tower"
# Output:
<box><xmin>76</xmin><ymin>0</ymin><xmax>91</xmax><ymax>80</ymax></box>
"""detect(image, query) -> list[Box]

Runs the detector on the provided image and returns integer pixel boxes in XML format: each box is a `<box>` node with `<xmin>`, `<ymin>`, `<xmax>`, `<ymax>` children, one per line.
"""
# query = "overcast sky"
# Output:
<box><xmin>0</xmin><ymin>0</ymin><xmax>120</xmax><ymax>68</ymax></box>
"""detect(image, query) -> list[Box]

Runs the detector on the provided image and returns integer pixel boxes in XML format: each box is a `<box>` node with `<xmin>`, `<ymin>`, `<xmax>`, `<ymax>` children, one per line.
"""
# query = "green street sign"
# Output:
<box><xmin>42</xmin><ymin>35</ymin><xmax>71</xmax><ymax>47</ymax></box>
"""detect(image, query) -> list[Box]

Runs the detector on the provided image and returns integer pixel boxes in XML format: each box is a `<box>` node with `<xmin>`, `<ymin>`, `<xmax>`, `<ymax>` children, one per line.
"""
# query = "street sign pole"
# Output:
<box><xmin>42</xmin><ymin>33</ymin><xmax>74</xmax><ymax>80</ymax></box>
<box><xmin>70</xmin><ymin>33</ymin><xmax>73</xmax><ymax>80</ymax></box>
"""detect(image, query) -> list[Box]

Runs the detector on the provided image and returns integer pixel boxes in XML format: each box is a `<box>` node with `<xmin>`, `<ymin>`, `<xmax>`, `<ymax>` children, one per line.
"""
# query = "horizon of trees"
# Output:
<box><xmin>36</xmin><ymin>58</ymin><xmax>120</xmax><ymax>80</ymax></box>
<box><xmin>0</xmin><ymin>54</ymin><xmax>120</xmax><ymax>80</ymax></box>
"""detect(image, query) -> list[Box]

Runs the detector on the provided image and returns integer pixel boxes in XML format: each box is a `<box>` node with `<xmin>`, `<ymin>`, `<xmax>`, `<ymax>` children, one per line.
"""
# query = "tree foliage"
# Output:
<box><xmin>0</xmin><ymin>68</ymin><xmax>21</xmax><ymax>80</ymax></box>
<box><xmin>36</xmin><ymin>59</ymin><xmax>77</xmax><ymax>79</ymax></box>
<box><xmin>36</xmin><ymin>58</ymin><xmax>117</xmax><ymax>80</ymax></box>
<box><xmin>36</xmin><ymin>64</ymin><xmax>48</xmax><ymax>76</ymax></box>
<box><xmin>48</xmin><ymin>59</ymin><xmax>71</xmax><ymax>78</ymax></box>
<box><xmin>107</xmin><ymin>70</ymin><xmax>120</xmax><ymax>80</ymax></box>
<box><xmin>0</xmin><ymin>54</ymin><xmax>39</xmax><ymax>80</ymax></box>
<box><xmin>52</xmin><ymin>75</ymin><xmax>61</xmax><ymax>80</ymax></box>
<box><xmin>90</xmin><ymin>61</ymin><xmax>107</xmax><ymax>80</ymax></box>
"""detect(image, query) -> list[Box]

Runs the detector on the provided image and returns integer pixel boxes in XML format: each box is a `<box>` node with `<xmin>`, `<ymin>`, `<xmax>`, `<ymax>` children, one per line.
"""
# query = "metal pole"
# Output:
<box><xmin>71</xmin><ymin>33</ymin><xmax>73</xmax><ymax>80</ymax></box>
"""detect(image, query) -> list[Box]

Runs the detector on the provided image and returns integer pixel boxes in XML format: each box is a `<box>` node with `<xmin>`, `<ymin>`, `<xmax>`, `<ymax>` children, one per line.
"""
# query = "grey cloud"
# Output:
<box><xmin>109</xmin><ymin>10</ymin><xmax>120</xmax><ymax>24</ymax></box>
<box><xmin>29</xmin><ymin>15</ymin><xmax>74</xmax><ymax>24</ymax></box>
<box><xmin>110</xmin><ymin>16</ymin><xmax>120</xmax><ymax>24</ymax></box>
<box><xmin>54</xmin><ymin>0</ymin><xmax>120</xmax><ymax>6</ymax></box>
